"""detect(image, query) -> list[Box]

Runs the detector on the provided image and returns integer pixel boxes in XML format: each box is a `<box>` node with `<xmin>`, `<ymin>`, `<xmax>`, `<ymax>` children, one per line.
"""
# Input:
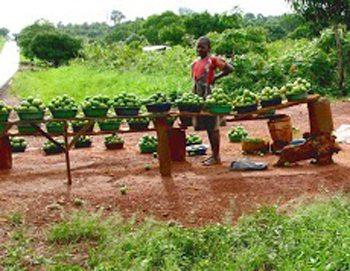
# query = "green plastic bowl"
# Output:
<box><xmin>98</xmin><ymin>121</ymin><xmax>121</xmax><ymax>132</ymax></box>
<box><xmin>17</xmin><ymin>123</ymin><xmax>39</xmax><ymax>134</ymax></box>
<box><xmin>207</xmin><ymin>105</ymin><xmax>232</xmax><ymax>114</ymax></box>
<box><xmin>0</xmin><ymin>112</ymin><xmax>10</xmax><ymax>122</ymax></box>
<box><xmin>17</xmin><ymin>111</ymin><xmax>45</xmax><ymax>121</ymax></box>
<box><xmin>46</xmin><ymin>123</ymin><xmax>65</xmax><ymax>134</ymax></box>
<box><xmin>51</xmin><ymin>109</ymin><xmax>78</xmax><ymax>119</ymax></box>
<box><xmin>83</xmin><ymin>108</ymin><xmax>109</xmax><ymax>118</ymax></box>
<box><xmin>286</xmin><ymin>93</ymin><xmax>308</xmax><ymax>102</ymax></box>
<box><xmin>140</xmin><ymin>146</ymin><xmax>157</xmax><ymax>154</ymax></box>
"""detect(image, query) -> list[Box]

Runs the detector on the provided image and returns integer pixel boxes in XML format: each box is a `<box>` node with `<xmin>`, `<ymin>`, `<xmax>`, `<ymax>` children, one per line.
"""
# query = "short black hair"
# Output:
<box><xmin>198</xmin><ymin>36</ymin><xmax>211</xmax><ymax>48</ymax></box>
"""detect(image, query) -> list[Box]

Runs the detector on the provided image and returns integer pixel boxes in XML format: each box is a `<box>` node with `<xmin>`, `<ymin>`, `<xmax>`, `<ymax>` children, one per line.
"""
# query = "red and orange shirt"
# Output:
<box><xmin>192</xmin><ymin>55</ymin><xmax>227</xmax><ymax>85</ymax></box>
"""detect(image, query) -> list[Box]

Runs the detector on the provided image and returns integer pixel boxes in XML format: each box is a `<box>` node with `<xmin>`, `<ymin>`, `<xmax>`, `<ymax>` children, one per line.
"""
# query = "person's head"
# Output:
<box><xmin>196</xmin><ymin>36</ymin><xmax>211</xmax><ymax>58</ymax></box>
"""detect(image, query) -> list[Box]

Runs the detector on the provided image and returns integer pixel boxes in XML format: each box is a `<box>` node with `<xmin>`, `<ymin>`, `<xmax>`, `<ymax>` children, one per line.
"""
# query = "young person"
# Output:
<box><xmin>192</xmin><ymin>37</ymin><xmax>234</xmax><ymax>166</ymax></box>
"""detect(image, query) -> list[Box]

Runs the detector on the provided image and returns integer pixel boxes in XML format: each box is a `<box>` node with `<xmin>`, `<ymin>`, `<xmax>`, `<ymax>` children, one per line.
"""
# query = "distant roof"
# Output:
<box><xmin>143</xmin><ymin>45</ymin><xmax>171</xmax><ymax>52</ymax></box>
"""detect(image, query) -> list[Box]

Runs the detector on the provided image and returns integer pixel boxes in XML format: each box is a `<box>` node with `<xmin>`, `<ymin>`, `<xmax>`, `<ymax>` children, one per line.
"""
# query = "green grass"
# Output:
<box><xmin>2</xmin><ymin>196</ymin><xmax>350</xmax><ymax>270</ymax></box>
<box><xmin>11</xmin><ymin>64</ymin><xmax>192</xmax><ymax>103</ymax></box>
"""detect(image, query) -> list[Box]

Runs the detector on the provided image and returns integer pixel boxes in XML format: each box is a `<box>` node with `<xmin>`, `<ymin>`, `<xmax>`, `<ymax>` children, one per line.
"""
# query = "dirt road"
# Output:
<box><xmin>0</xmin><ymin>101</ymin><xmax>350</xmax><ymax>227</ymax></box>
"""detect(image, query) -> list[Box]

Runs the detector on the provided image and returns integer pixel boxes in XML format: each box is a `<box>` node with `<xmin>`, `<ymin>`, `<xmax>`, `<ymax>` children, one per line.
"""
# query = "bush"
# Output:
<box><xmin>30</xmin><ymin>32</ymin><xmax>82</xmax><ymax>67</ymax></box>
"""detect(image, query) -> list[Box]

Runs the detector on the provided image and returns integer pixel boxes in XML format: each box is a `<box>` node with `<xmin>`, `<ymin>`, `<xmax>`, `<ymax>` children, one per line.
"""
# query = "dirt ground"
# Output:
<box><xmin>1</xmin><ymin>101</ymin><xmax>350</xmax><ymax>229</ymax></box>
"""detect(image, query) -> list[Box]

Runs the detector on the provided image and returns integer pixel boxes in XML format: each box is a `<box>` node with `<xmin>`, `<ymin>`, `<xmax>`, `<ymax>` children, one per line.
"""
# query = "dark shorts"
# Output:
<box><xmin>193</xmin><ymin>116</ymin><xmax>219</xmax><ymax>131</ymax></box>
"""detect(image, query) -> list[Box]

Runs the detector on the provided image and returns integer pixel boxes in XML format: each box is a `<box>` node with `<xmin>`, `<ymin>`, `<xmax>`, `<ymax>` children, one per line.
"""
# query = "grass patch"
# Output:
<box><xmin>48</xmin><ymin>211</ymin><xmax>110</xmax><ymax>244</ymax></box>
<box><xmin>1</xmin><ymin>196</ymin><xmax>350</xmax><ymax>270</ymax></box>
<box><xmin>11</xmin><ymin>64</ymin><xmax>192</xmax><ymax>103</ymax></box>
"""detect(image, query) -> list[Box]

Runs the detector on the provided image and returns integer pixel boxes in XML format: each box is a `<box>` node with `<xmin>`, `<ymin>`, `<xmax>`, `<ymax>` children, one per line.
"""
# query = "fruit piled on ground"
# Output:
<box><xmin>260</xmin><ymin>87</ymin><xmax>282</xmax><ymax>101</ymax></box>
<box><xmin>48</xmin><ymin>95</ymin><xmax>78</xmax><ymax>110</ymax></box>
<box><xmin>43</xmin><ymin>140</ymin><xmax>64</xmax><ymax>151</ymax></box>
<box><xmin>0</xmin><ymin>101</ymin><xmax>12</xmax><ymax>114</ymax></box>
<box><xmin>228</xmin><ymin>126</ymin><xmax>248</xmax><ymax>142</ymax></box>
<box><xmin>112</xmin><ymin>92</ymin><xmax>141</xmax><ymax>108</ymax></box>
<box><xmin>146</xmin><ymin>92</ymin><xmax>169</xmax><ymax>105</ymax></box>
<box><xmin>16</xmin><ymin>97</ymin><xmax>46</xmax><ymax>112</ymax></box>
<box><xmin>10</xmin><ymin>137</ymin><xmax>27</xmax><ymax>148</ymax></box>
<box><xmin>82</xmin><ymin>95</ymin><xmax>110</xmax><ymax>109</ymax></box>
<box><xmin>281</xmin><ymin>77</ymin><xmax>311</xmax><ymax>95</ymax></box>
<box><xmin>234</xmin><ymin>89</ymin><xmax>259</xmax><ymax>107</ymax></box>
<box><xmin>104</xmin><ymin>134</ymin><xmax>124</xmax><ymax>144</ymax></box>
<box><xmin>138</xmin><ymin>135</ymin><xmax>157</xmax><ymax>150</ymax></box>
<box><xmin>205</xmin><ymin>88</ymin><xmax>232</xmax><ymax>106</ymax></box>
<box><xmin>76</xmin><ymin>135</ymin><xmax>92</xmax><ymax>144</ymax></box>
<box><xmin>175</xmin><ymin>92</ymin><xmax>204</xmax><ymax>105</ymax></box>
<box><xmin>186</xmin><ymin>134</ymin><xmax>203</xmax><ymax>145</ymax></box>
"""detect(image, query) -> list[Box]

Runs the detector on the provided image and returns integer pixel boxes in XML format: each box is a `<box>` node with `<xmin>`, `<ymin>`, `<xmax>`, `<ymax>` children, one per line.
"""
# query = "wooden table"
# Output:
<box><xmin>0</xmin><ymin>95</ymin><xmax>326</xmax><ymax>184</ymax></box>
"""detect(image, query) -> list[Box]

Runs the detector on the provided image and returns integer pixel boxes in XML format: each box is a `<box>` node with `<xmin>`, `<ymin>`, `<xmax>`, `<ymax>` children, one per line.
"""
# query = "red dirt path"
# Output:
<box><xmin>1</xmin><ymin>101</ymin><xmax>350</xmax><ymax>228</ymax></box>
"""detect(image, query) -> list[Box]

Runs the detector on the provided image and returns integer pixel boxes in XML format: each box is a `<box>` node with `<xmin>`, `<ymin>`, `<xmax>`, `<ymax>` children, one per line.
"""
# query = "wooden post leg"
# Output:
<box><xmin>0</xmin><ymin>136</ymin><xmax>12</xmax><ymax>170</ymax></box>
<box><xmin>307</xmin><ymin>98</ymin><xmax>334</xmax><ymax>135</ymax></box>
<box><xmin>155</xmin><ymin>117</ymin><xmax>171</xmax><ymax>177</ymax></box>
<box><xmin>63</xmin><ymin>121</ymin><xmax>72</xmax><ymax>185</ymax></box>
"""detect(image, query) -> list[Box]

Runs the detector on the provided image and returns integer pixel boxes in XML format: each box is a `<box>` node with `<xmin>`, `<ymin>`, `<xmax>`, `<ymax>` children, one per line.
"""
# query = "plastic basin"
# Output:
<box><xmin>146</xmin><ymin>103</ymin><xmax>171</xmax><ymax>113</ymax></box>
<box><xmin>178</xmin><ymin>104</ymin><xmax>203</xmax><ymax>113</ymax></box>
<box><xmin>236</xmin><ymin>104</ymin><xmax>258</xmax><ymax>114</ymax></box>
<box><xmin>75</xmin><ymin>141</ymin><xmax>92</xmax><ymax>149</ymax></box>
<box><xmin>0</xmin><ymin>112</ymin><xmax>10</xmax><ymax>122</ymax></box>
<box><xmin>105</xmin><ymin>142</ymin><xmax>124</xmax><ymax>150</ymax></box>
<box><xmin>261</xmin><ymin>97</ymin><xmax>282</xmax><ymax>108</ymax></box>
<box><xmin>128</xmin><ymin>122</ymin><xmax>149</xmax><ymax>130</ymax></box>
<box><xmin>207</xmin><ymin>105</ymin><xmax>232</xmax><ymax>114</ymax></box>
<box><xmin>17</xmin><ymin>111</ymin><xmax>45</xmax><ymax>121</ymax></box>
<box><xmin>83</xmin><ymin>108</ymin><xmax>109</xmax><ymax>118</ymax></box>
<box><xmin>114</xmin><ymin>107</ymin><xmax>140</xmax><ymax>116</ymax></box>
<box><xmin>98</xmin><ymin>121</ymin><xmax>120</xmax><ymax>132</ymax></box>
<box><xmin>51</xmin><ymin>109</ymin><xmax>78</xmax><ymax>119</ymax></box>
<box><xmin>286</xmin><ymin>93</ymin><xmax>308</xmax><ymax>102</ymax></box>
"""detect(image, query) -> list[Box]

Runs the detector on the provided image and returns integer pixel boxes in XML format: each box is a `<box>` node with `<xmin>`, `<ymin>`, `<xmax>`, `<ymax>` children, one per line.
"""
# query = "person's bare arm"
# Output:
<box><xmin>214</xmin><ymin>63</ymin><xmax>234</xmax><ymax>83</ymax></box>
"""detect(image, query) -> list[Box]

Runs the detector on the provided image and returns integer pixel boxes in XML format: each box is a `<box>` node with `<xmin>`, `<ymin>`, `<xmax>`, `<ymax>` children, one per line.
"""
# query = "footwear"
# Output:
<box><xmin>201</xmin><ymin>156</ymin><xmax>212</xmax><ymax>164</ymax></box>
<box><xmin>203</xmin><ymin>157</ymin><xmax>221</xmax><ymax>166</ymax></box>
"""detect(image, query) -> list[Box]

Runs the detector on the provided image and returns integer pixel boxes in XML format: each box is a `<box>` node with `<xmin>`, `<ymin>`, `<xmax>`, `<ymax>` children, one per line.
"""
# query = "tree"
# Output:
<box><xmin>110</xmin><ymin>10</ymin><xmax>125</xmax><ymax>25</ymax></box>
<box><xmin>286</xmin><ymin>0</ymin><xmax>350</xmax><ymax>95</ymax></box>
<box><xmin>17</xmin><ymin>20</ymin><xmax>56</xmax><ymax>60</ymax></box>
<box><xmin>0</xmin><ymin>27</ymin><xmax>9</xmax><ymax>37</ymax></box>
<box><xmin>30</xmin><ymin>32</ymin><xmax>82</xmax><ymax>67</ymax></box>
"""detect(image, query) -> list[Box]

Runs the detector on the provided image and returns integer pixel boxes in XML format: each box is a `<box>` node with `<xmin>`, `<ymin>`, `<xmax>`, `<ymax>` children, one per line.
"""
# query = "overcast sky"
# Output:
<box><xmin>1</xmin><ymin>0</ymin><xmax>292</xmax><ymax>33</ymax></box>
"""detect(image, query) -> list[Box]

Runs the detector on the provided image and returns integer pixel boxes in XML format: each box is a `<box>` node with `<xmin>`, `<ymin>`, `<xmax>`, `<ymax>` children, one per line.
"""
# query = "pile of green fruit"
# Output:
<box><xmin>128</xmin><ymin>117</ymin><xmax>150</xmax><ymax>123</ymax></box>
<box><xmin>112</xmin><ymin>92</ymin><xmax>141</xmax><ymax>108</ymax></box>
<box><xmin>16</xmin><ymin>97</ymin><xmax>46</xmax><ymax>112</ymax></box>
<box><xmin>176</xmin><ymin>92</ymin><xmax>204</xmax><ymax>105</ymax></box>
<box><xmin>104</xmin><ymin>134</ymin><xmax>124</xmax><ymax>145</ymax></box>
<box><xmin>234</xmin><ymin>89</ymin><xmax>259</xmax><ymax>107</ymax></box>
<box><xmin>281</xmin><ymin>77</ymin><xmax>311</xmax><ymax>95</ymax></box>
<box><xmin>205</xmin><ymin>88</ymin><xmax>232</xmax><ymax>106</ymax></box>
<box><xmin>186</xmin><ymin>134</ymin><xmax>203</xmax><ymax>146</ymax></box>
<box><xmin>43</xmin><ymin>140</ymin><xmax>64</xmax><ymax>155</ymax></box>
<box><xmin>48</xmin><ymin>95</ymin><xmax>78</xmax><ymax>111</ymax></box>
<box><xmin>46</xmin><ymin>121</ymin><xmax>64</xmax><ymax>133</ymax></box>
<box><xmin>138</xmin><ymin>135</ymin><xmax>158</xmax><ymax>153</ymax></box>
<box><xmin>146</xmin><ymin>92</ymin><xmax>169</xmax><ymax>105</ymax></box>
<box><xmin>228</xmin><ymin>126</ymin><xmax>248</xmax><ymax>143</ymax></box>
<box><xmin>82</xmin><ymin>95</ymin><xmax>110</xmax><ymax>109</ymax></box>
<box><xmin>75</xmin><ymin>136</ymin><xmax>92</xmax><ymax>148</ymax></box>
<box><xmin>260</xmin><ymin>87</ymin><xmax>282</xmax><ymax>101</ymax></box>
<box><xmin>10</xmin><ymin>137</ymin><xmax>27</xmax><ymax>152</ymax></box>
<box><xmin>0</xmin><ymin>101</ymin><xmax>12</xmax><ymax>115</ymax></box>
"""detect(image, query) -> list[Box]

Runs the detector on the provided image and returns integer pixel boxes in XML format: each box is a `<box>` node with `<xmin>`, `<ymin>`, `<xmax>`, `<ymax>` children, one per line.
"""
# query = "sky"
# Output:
<box><xmin>0</xmin><ymin>0</ymin><xmax>292</xmax><ymax>33</ymax></box>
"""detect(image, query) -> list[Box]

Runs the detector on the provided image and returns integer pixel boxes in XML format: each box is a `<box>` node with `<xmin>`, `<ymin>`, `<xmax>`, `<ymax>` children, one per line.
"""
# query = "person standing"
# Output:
<box><xmin>192</xmin><ymin>37</ymin><xmax>234</xmax><ymax>166</ymax></box>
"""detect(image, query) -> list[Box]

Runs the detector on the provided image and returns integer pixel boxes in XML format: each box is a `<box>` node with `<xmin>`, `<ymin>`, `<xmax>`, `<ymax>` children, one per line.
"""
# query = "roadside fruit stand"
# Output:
<box><xmin>0</xmin><ymin>87</ymin><xmax>339</xmax><ymax>185</ymax></box>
